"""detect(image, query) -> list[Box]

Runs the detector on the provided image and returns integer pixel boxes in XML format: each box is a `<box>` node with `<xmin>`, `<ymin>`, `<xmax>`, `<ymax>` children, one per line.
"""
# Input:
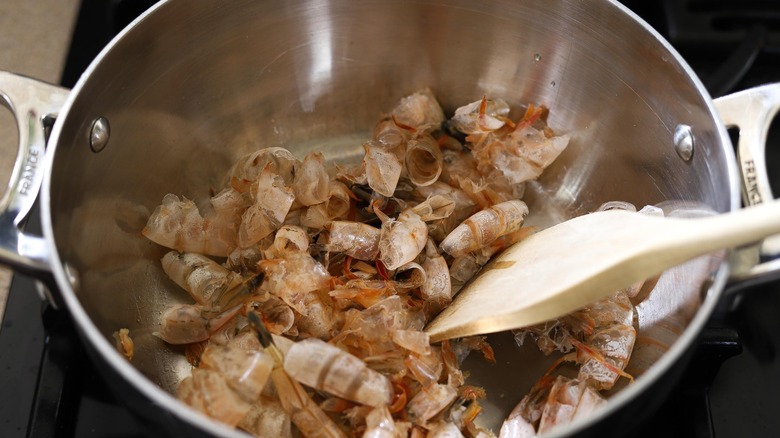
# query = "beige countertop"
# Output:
<box><xmin>0</xmin><ymin>1</ymin><xmax>80</xmax><ymax>319</ymax></box>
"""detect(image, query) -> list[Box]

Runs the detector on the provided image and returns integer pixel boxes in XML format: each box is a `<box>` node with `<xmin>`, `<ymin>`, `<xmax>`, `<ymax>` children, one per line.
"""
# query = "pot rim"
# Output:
<box><xmin>38</xmin><ymin>0</ymin><xmax>742</xmax><ymax>436</ymax></box>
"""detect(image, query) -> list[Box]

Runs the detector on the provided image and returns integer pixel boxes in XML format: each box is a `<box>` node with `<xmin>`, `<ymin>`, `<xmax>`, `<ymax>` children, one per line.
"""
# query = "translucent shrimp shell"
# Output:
<box><xmin>199</xmin><ymin>345</ymin><xmax>275</xmax><ymax>402</ymax></box>
<box><xmin>293</xmin><ymin>152</ymin><xmax>330</xmax><ymax>206</ymax></box>
<box><xmin>389</xmin><ymin>88</ymin><xmax>445</xmax><ymax>132</ymax></box>
<box><xmin>270</xmin><ymin>225</ymin><xmax>309</xmax><ymax>256</ymax></box>
<box><xmin>177</xmin><ymin>368</ymin><xmax>251</xmax><ymax>427</ymax></box>
<box><xmin>238</xmin><ymin>165</ymin><xmax>295</xmax><ymax>248</ymax></box>
<box><xmin>476</xmin><ymin>127</ymin><xmax>570</xmax><ymax>185</ymax></box>
<box><xmin>322</xmin><ymin>221</ymin><xmax>381</xmax><ymax>261</ymax></box>
<box><xmin>227</xmin><ymin>147</ymin><xmax>297</xmax><ymax>187</ymax></box>
<box><xmin>364</xmin><ymin>140</ymin><xmax>404</xmax><ymax>197</ymax></box>
<box><xmin>450</xmin><ymin>97</ymin><xmax>510</xmax><ymax>135</ymax></box>
<box><xmin>155</xmin><ymin>304</ymin><xmax>242</xmax><ymax>345</ymax></box>
<box><xmin>378</xmin><ymin>210</ymin><xmax>428</xmax><ymax>270</ymax></box>
<box><xmin>363</xmin><ymin>406</ymin><xmax>397</xmax><ymax>438</ymax></box>
<box><xmin>406</xmin><ymin>383</ymin><xmax>458</xmax><ymax>424</ymax></box>
<box><xmin>440</xmin><ymin>199</ymin><xmax>529</xmax><ymax>258</ymax></box>
<box><xmin>259</xmin><ymin>252</ymin><xmax>331</xmax><ymax>315</ymax></box>
<box><xmin>270</xmin><ymin>367</ymin><xmax>347</xmax><ymax>438</ymax></box>
<box><xmin>405</xmin><ymin>134</ymin><xmax>443</xmax><ymax>187</ymax></box>
<box><xmin>143</xmin><ymin>194</ymin><xmax>236</xmax><ymax>257</ymax></box>
<box><xmin>237</xmin><ymin>396</ymin><xmax>292</xmax><ymax>438</ymax></box>
<box><xmin>283</xmin><ymin>338</ymin><xmax>394</xmax><ymax>408</ymax></box>
<box><xmin>300</xmin><ymin>181</ymin><xmax>353</xmax><ymax>230</ymax></box>
<box><xmin>421</xmin><ymin>255</ymin><xmax>452</xmax><ymax>312</ymax></box>
<box><xmin>161</xmin><ymin>251</ymin><xmax>242</xmax><ymax>305</ymax></box>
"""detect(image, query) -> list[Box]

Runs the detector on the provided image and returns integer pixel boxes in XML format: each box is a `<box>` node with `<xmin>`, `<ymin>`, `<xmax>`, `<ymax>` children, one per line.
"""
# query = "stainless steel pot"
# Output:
<box><xmin>2</xmin><ymin>0</ymin><xmax>780</xmax><ymax>436</ymax></box>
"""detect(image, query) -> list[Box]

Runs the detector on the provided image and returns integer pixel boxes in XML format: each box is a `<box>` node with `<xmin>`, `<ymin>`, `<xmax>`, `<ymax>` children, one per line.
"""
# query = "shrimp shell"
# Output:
<box><xmin>270</xmin><ymin>225</ymin><xmax>309</xmax><ymax>257</ymax></box>
<box><xmin>259</xmin><ymin>252</ymin><xmax>331</xmax><ymax>315</ymax></box>
<box><xmin>474</xmin><ymin>124</ymin><xmax>570</xmax><ymax>185</ymax></box>
<box><xmin>450</xmin><ymin>175</ymin><xmax>516</xmax><ymax>210</ymax></box>
<box><xmin>448</xmin><ymin>253</ymin><xmax>483</xmax><ymax>294</ymax></box>
<box><xmin>210</xmin><ymin>186</ymin><xmax>252</xmax><ymax>242</ymax></box>
<box><xmin>178</xmin><ymin>368</ymin><xmax>252</xmax><ymax>427</ymax></box>
<box><xmin>389</xmin><ymin>88</ymin><xmax>445</xmax><ymax>133</ymax></box>
<box><xmin>330</xmin><ymin>279</ymin><xmax>397</xmax><ymax>309</ymax></box>
<box><xmin>440</xmin><ymin>200</ymin><xmax>528</xmax><ymax>258</ymax></box>
<box><xmin>112</xmin><ymin>328</ymin><xmax>134</xmax><ymax>361</ymax></box>
<box><xmin>225</xmin><ymin>329</ymin><xmax>293</xmax><ymax>360</ymax></box>
<box><xmin>409</xmin><ymin>195</ymin><xmax>455</xmax><ymax>222</ymax></box>
<box><xmin>226</xmin><ymin>243</ymin><xmax>265</xmax><ymax>274</ymax></box>
<box><xmin>414</xmin><ymin>182</ymin><xmax>476</xmax><ymax>215</ymax></box>
<box><xmin>414</xmin><ymin>182</ymin><xmax>478</xmax><ymax>241</ymax></box>
<box><xmin>406</xmin><ymin>383</ymin><xmax>458</xmax><ymax>425</ymax></box>
<box><xmin>575</xmin><ymin>324</ymin><xmax>636</xmax><ymax>390</ymax></box>
<box><xmin>300</xmin><ymin>181</ymin><xmax>353</xmax><ymax>229</ymax></box>
<box><xmin>293</xmin><ymin>152</ymin><xmax>330</xmax><ymax>206</ymax></box>
<box><xmin>143</xmin><ymin>194</ymin><xmax>235</xmax><ymax>257</ymax></box>
<box><xmin>270</xmin><ymin>367</ymin><xmax>347</xmax><ymax>438</ymax></box>
<box><xmin>363</xmin><ymin>406</ymin><xmax>397</xmax><ymax>438</ymax></box>
<box><xmin>321</xmin><ymin>221</ymin><xmax>381</xmax><ymax>261</ymax></box>
<box><xmin>364</xmin><ymin>140</ymin><xmax>404</xmax><ymax>197</ymax></box>
<box><xmin>335</xmin><ymin>161</ymin><xmax>367</xmax><ymax>186</ymax></box>
<box><xmin>405</xmin><ymin>134</ymin><xmax>444</xmax><ymax>187</ymax></box>
<box><xmin>537</xmin><ymin>377</ymin><xmax>606</xmax><ymax>435</ymax></box>
<box><xmin>227</xmin><ymin>147</ymin><xmax>297</xmax><ymax>188</ymax></box>
<box><xmin>394</xmin><ymin>262</ymin><xmax>427</xmax><ymax>292</ymax></box>
<box><xmin>391</xmin><ymin>330</ymin><xmax>431</xmax><ymax>356</ymax></box>
<box><xmin>439</xmin><ymin>149</ymin><xmax>483</xmax><ymax>189</ymax></box>
<box><xmin>427</xmin><ymin>422</ymin><xmax>465</xmax><ymax>438</ymax></box>
<box><xmin>237</xmin><ymin>396</ymin><xmax>292</xmax><ymax>438</ymax></box>
<box><xmin>374</xmin><ymin>118</ymin><xmax>412</xmax><ymax>149</ymax></box>
<box><xmin>378</xmin><ymin>210</ymin><xmax>427</xmax><ymax>271</ymax></box>
<box><xmin>248</xmin><ymin>294</ymin><xmax>296</xmax><ymax>335</ymax></box>
<box><xmin>284</xmin><ymin>338</ymin><xmax>394</xmax><ymax>407</ymax></box>
<box><xmin>295</xmin><ymin>291</ymin><xmax>337</xmax><ymax>340</ymax></box>
<box><xmin>161</xmin><ymin>251</ymin><xmax>243</xmax><ymax>306</ymax></box>
<box><xmin>421</xmin><ymin>254</ymin><xmax>452</xmax><ymax>313</ymax></box>
<box><xmin>155</xmin><ymin>303</ymin><xmax>242</xmax><ymax>345</ymax></box>
<box><xmin>499</xmin><ymin>376</ymin><xmax>553</xmax><ymax>438</ymax></box>
<box><xmin>239</xmin><ymin>165</ymin><xmax>295</xmax><ymax>248</ymax></box>
<box><xmin>405</xmin><ymin>351</ymin><xmax>443</xmax><ymax>386</ymax></box>
<box><xmin>450</xmin><ymin>97</ymin><xmax>510</xmax><ymax>135</ymax></box>
<box><xmin>200</xmin><ymin>345</ymin><xmax>275</xmax><ymax>402</ymax></box>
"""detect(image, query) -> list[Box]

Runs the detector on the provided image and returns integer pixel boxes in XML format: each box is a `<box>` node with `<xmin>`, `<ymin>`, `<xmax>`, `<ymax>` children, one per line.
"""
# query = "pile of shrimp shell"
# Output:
<box><xmin>141</xmin><ymin>89</ymin><xmax>571</xmax><ymax>437</ymax></box>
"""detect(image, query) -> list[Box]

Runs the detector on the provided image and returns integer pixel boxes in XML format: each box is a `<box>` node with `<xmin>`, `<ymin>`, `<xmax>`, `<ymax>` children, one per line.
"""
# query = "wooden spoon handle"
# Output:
<box><xmin>654</xmin><ymin>200</ymin><xmax>780</xmax><ymax>264</ymax></box>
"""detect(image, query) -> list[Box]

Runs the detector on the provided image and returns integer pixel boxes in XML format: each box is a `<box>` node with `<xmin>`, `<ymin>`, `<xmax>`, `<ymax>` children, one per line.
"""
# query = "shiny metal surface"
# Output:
<box><xmin>673</xmin><ymin>124</ymin><xmax>695</xmax><ymax>161</ymax></box>
<box><xmin>88</xmin><ymin>116</ymin><xmax>111</xmax><ymax>153</ymax></box>
<box><xmin>3</xmin><ymin>0</ymin><xmax>762</xmax><ymax>435</ymax></box>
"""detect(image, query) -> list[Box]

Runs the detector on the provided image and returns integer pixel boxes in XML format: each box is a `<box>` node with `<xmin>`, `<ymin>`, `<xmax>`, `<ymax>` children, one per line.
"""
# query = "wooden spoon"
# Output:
<box><xmin>425</xmin><ymin>201</ymin><xmax>780</xmax><ymax>342</ymax></box>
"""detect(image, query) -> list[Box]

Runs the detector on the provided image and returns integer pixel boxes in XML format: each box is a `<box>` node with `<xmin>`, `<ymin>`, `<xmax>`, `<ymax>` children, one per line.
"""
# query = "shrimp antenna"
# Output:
<box><xmin>248</xmin><ymin>311</ymin><xmax>286</xmax><ymax>366</ymax></box>
<box><xmin>247</xmin><ymin>311</ymin><xmax>275</xmax><ymax>349</ymax></box>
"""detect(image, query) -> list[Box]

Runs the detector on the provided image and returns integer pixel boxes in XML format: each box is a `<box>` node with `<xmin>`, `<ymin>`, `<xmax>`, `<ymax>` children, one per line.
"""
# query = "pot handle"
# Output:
<box><xmin>714</xmin><ymin>83</ymin><xmax>780</xmax><ymax>288</ymax></box>
<box><xmin>0</xmin><ymin>72</ymin><xmax>69</xmax><ymax>275</ymax></box>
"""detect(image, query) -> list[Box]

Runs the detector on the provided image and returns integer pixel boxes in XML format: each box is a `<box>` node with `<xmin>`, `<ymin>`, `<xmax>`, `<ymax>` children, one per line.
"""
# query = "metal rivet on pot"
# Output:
<box><xmin>673</xmin><ymin>124</ymin><xmax>695</xmax><ymax>161</ymax></box>
<box><xmin>89</xmin><ymin>117</ymin><xmax>110</xmax><ymax>153</ymax></box>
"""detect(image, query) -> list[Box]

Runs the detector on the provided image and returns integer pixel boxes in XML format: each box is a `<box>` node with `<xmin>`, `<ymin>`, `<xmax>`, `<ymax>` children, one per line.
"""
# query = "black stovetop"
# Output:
<box><xmin>3</xmin><ymin>0</ymin><xmax>780</xmax><ymax>437</ymax></box>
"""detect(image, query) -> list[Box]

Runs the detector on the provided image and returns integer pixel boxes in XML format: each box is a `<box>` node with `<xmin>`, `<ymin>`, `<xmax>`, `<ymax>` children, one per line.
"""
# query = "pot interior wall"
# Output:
<box><xmin>46</xmin><ymin>0</ymin><xmax>735</xmax><ymax>432</ymax></box>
